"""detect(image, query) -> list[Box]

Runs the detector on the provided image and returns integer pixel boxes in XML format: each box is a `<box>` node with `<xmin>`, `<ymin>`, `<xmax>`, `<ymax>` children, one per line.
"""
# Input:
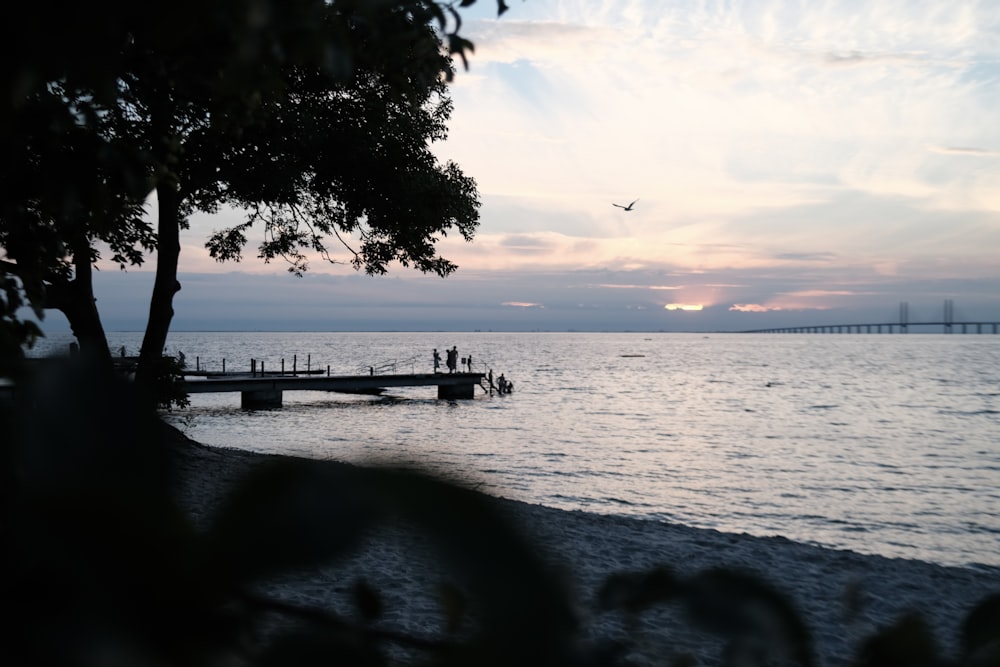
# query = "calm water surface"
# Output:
<box><xmin>35</xmin><ymin>332</ymin><xmax>1000</xmax><ymax>568</ymax></box>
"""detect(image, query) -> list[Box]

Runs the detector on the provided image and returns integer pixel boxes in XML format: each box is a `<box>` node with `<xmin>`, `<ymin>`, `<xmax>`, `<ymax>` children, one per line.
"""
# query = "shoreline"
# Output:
<box><xmin>164</xmin><ymin>423</ymin><xmax>1000</xmax><ymax>666</ymax></box>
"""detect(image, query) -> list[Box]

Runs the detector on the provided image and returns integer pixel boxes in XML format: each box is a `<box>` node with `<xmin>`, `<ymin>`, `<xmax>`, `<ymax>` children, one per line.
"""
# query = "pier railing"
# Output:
<box><xmin>355</xmin><ymin>354</ymin><xmax>422</xmax><ymax>376</ymax></box>
<box><xmin>178</xmin><ymin>353</ymin><xmax>430</xmax><ymax>377</ymax></box>
<box><xmin>162</xmin><ymin>348</ymin><xmax>513</xmax><ymax>382</ymax></box>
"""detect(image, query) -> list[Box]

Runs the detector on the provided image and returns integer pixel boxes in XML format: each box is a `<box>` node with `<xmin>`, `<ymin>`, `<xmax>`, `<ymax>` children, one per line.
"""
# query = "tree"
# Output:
<box><xmin>0</xmin><ymin>79</ymin><xmax>155</xmax><ymax>367</ymax></box>
<box><xmin>0</xmin><ymin>0</ymin><xmax>507</xmax><ymax>401</ymax></box>
<box><xmin>203</xmin><ymin>51</ymin><xmax>480</xmax><ymax>279</ymax></box>
<box><xmin>129</xmin><ymin>2</ymin><xmax>481</xmax><ymax>404</ymax></box>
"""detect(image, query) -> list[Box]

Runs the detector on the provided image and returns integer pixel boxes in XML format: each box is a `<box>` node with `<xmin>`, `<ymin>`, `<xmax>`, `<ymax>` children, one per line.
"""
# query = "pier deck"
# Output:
<box><xmin>183</xmin><ymin>372</ymin><xmax>485</xmax><ymax>407</ymax></box>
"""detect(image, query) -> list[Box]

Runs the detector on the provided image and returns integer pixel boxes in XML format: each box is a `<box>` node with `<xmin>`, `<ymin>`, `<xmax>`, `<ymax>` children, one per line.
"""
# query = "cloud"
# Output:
<box><xmin>730</xmin><ymin>304</ymin><xmax>777</xmax><ymax>313</ymax></box>
<box><xmin>821</xmin><ymin>51</ymin><xmax>928</xmax><ymax>69</ymax></box>
<box><xmin>782</xmin><ymin>290</ymin><xmax>860</xmax><ymax>298</ymax></box>
<box><xmin>929</xmin><ymin>145</ymin><xmax>1000</xmax><ymax>156</ymax></box>
<box><xmin>773</xmin><ymin>252</ymin><xmax>839</xmax><ymax>262</ymax></box>
<box><xmin>498</xmin><ymin>234</ymin><xmax>554</xmax><ymax>251</ymax></box>
<box><xmin>466</xmin><ymin>19</ymin><xmax>613</xmax><ymax>66</ymax></box>
<box><xmin>590</xmin><ymin>283</ymin><xmax>680</xmax><ymax>290</ymax></box>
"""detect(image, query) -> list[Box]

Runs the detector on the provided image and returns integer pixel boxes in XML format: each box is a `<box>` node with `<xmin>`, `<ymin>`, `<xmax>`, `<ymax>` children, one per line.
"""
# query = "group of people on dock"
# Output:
<box><xmin>433</xmin><ymin>346</ymin><xmax>473</xmax><ymax>374</ymax></box>
<box><xmin>488</xmin><ymin>369</ymin><xmax>513</xmax><ymax>395</ymax></box>
<box><xmin>433</xmin><ymin>347</ymin><xmax>513</xmax><ymax>394</ymax></box>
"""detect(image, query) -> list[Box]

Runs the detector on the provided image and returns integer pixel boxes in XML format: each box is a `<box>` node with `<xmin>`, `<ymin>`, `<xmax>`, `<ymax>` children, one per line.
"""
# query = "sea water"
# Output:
<box><xmin>30</xmin><ymin>331</ymin><xmax>1000</xmax><ymax>568</ymax></box>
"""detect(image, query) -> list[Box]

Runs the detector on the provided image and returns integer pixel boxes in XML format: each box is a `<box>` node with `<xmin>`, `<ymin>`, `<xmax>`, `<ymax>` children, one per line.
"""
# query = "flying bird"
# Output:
<box><xmin>613</xmin><ymin>199</ymin><xmax>639</xmax><ymax>211</ymax></box>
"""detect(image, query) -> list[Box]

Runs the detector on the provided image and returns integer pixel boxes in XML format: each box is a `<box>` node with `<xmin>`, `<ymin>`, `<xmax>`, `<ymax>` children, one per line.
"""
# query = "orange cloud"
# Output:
<box><xmin>664</xmin><ymin>303</ymin><xmax>704</xmax><ymax>311</ymax></box>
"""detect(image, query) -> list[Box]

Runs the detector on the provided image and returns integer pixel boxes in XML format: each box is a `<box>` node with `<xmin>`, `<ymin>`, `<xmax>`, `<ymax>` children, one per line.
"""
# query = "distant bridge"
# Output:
<box><xmin>741</xmin><ymin>300</ymin><xmax>1000</xmax><ymax>334</ymax></box>
<box><xmin>741</xmin><ymin>321</ymin><xmax>1000</xmax><ymax>334</ymax></box>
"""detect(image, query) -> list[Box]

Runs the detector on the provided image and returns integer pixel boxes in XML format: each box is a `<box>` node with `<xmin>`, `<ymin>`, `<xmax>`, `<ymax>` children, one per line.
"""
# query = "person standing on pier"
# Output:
<box><xmin>433</xmin><ymin>348</ymin><xmax>441</xmax><ymax>373</ymax></box>
<box><xmin>466</xmin><ymin>353</ymin><xmax>473</xmax><ymax>372</ymax></box>
<box><xmin>447</xmin><ymin>346</ymin><xmax>457</xmax><ymax>373</ymax></box>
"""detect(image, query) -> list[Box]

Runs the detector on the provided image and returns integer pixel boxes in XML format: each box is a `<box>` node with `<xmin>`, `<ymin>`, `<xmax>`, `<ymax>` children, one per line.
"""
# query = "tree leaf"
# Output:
<box><xmin>854</xmin><ymin>612</ymin><xmax>939</xmax><ymax>667</ymax></box>
<box><xmin>208</xmin><ymin>458</ymin><xmax>384</xmax><ymax>583</ymax></box>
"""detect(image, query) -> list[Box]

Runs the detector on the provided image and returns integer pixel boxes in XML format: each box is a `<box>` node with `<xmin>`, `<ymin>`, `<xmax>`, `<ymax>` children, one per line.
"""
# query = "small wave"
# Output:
<box><xmin>962</xmin><ymin>523</ymin><xmax>1000</xmax><ymax>536</ymax></box>
<box><xmin>840</xmin><ymin>525</ymin><xmax>871</xmax><ymax>533</ymax></box>
<box><xmin>965</xmin><ymin>562</ymin><xmax>1000</xmax><ymax>575</ymax></box>
<box><xmin>605</xmin><ymin>497</ymin><xmax>640</xmax><ymax>506</ymax></box>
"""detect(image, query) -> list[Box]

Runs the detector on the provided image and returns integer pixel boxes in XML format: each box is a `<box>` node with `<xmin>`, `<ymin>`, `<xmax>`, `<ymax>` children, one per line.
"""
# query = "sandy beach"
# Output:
<box><xmin>167</xmin><ymin>424</ymin><xmax>1000</xmax><ymax>666</ymax></box>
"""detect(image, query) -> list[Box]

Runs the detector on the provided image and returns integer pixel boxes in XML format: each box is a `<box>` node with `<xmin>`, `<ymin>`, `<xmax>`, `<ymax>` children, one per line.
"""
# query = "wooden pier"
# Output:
<box><xmin>182</xmin><ymin>372</ymin><xmax>486</xmax><ymax>408</ymax></box>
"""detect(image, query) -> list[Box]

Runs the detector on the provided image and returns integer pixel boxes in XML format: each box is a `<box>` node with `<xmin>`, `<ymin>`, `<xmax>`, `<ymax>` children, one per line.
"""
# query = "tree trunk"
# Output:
<box><xmin>135</xmin><ymin>183</ymin><xmax>182</xmax><ymax>403</ymax></box>
<box><xmin>44</xmin><ymin>234</ymin><xmax>113</xmax><ymax>371</ymax></box>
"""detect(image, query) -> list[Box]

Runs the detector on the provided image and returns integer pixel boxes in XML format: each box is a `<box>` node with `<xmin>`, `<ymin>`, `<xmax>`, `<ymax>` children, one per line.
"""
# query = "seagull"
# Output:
<box><xmin>613</xmin><ymin>199</ymin><xmax>639</xmax><ymax>211</ymax></box>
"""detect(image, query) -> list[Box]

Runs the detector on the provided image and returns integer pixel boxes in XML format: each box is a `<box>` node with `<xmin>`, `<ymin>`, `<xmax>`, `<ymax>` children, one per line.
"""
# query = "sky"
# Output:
<box><xmin>45</xmin><ymin>0</ymin><xmax>1000</xmax><ymax>332</ymax></box>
